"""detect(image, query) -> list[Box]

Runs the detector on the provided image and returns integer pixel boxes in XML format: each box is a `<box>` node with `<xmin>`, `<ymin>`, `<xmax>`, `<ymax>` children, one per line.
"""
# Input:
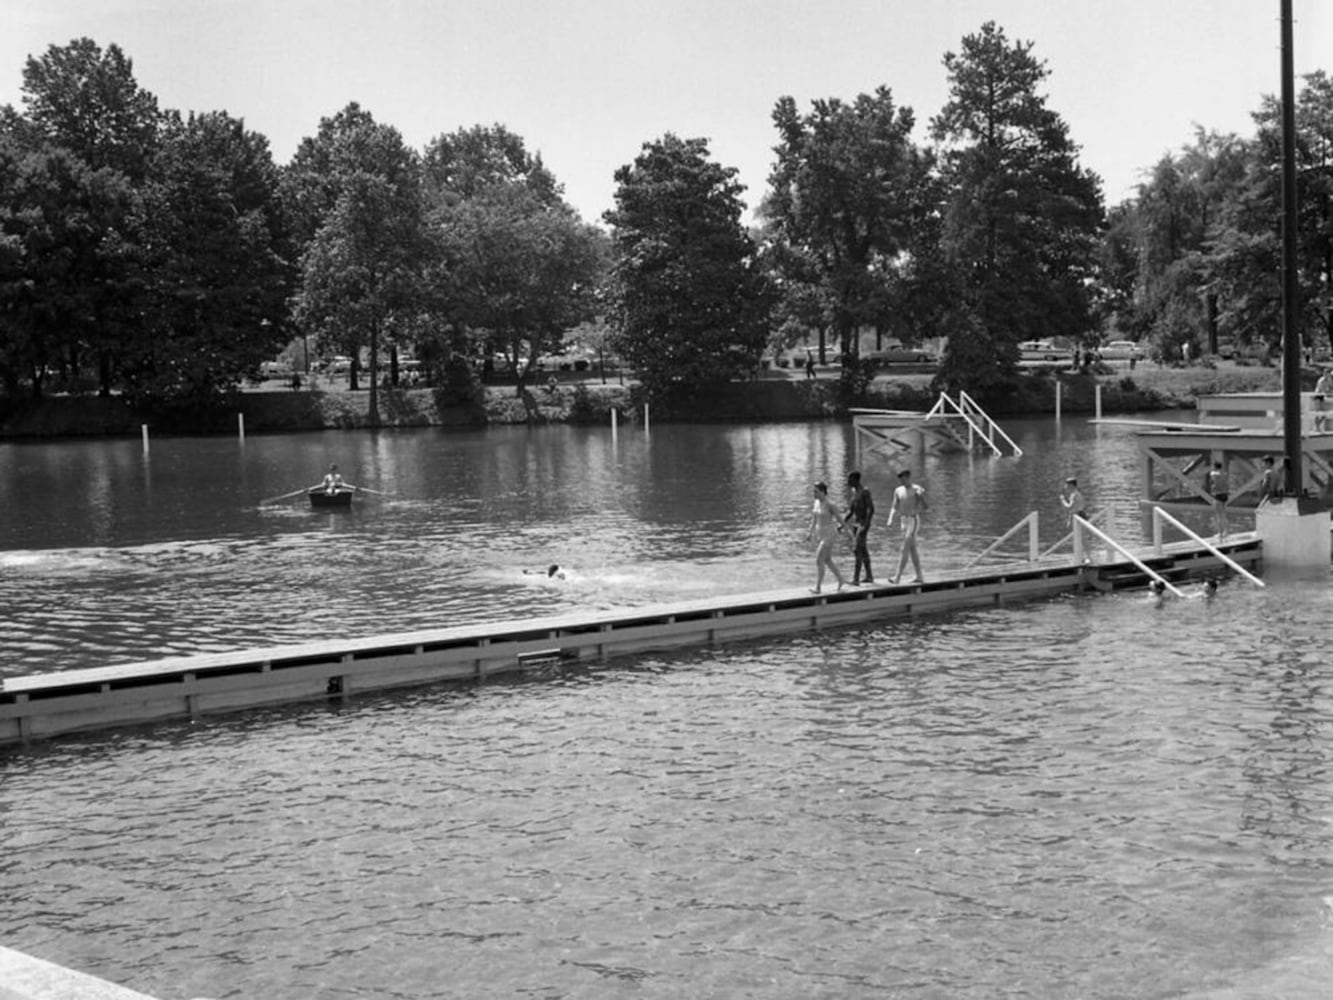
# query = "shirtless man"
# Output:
<box><xmin>805</xmin><ymin>481</ymin><xmax>847</xmax><ymax>593</ymax></box>
<box><xmin>886</xmin><ymin>468</ymin><xmax>927</xmax><ymax>584</ymax></box>
<box><xmin>321</xmin><ymin>464</ymin><xmax>345</xmax><ymax>494</ymax></box>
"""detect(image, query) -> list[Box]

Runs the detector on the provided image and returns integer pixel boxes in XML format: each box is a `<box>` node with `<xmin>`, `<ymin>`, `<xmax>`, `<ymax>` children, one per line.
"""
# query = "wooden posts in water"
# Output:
<box><xmin>141</xmin><ymin>424</ymin><xmax>150</xmax><ymax>454</ymax></box>
<box><xmin>1095</xmin><ymin>384</ymin><xmax>1103</xmax><ymax>421</ymax></box>
<box><xmin>1055</xmin><ymin>381</ymin><xmax>1062</xmax><ymax>422</ymax></box>
<box><xmin>238</xmin><ymin>412</ymin><xmax>245</xmax><ymax>441</ymax></box>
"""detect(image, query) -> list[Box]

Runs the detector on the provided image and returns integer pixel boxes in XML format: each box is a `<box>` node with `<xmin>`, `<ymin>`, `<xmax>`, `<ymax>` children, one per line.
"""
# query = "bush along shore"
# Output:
<box><xmin>0</xmin><ymin>366</ymin><xmax>1287</xmax><ymax>439</ymax></box>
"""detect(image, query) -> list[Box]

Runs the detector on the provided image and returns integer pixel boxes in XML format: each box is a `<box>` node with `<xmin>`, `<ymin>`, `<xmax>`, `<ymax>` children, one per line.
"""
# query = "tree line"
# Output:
<box><xmin>2</xmin><ymin>27</ymin><xmax>1330</xmax><ymax>421</ymax></box>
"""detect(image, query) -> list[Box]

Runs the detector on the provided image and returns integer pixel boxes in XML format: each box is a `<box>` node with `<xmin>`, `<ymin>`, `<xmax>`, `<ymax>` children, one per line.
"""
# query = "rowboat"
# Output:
<box><xmin>308</xmin><ymin>487</ymin><xmax>354</xmax><ymax>508</ymax></box>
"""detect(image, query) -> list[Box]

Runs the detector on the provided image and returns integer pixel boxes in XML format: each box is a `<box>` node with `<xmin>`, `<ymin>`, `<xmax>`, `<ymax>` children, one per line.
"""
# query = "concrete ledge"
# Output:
<box><xmin>0</xmin><ymin>946</ymin><xmax>161</xmax><ymax>1000</ymax></box>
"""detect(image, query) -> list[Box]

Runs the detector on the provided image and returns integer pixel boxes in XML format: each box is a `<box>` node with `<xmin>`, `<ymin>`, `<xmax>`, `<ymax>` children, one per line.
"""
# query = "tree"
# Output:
<box><xmin>930</xmin><ymin>22</ymin><xmax>1103</xmax><ymax>390</ymax></box>
<box><xmin>288</xmin><ymin>105</ymin><xmax>428</xmax><ymax>422</ymax></box>
<box><xmin>605</xmin><ymin>134</ymin><xmax>771</xmax><ymax>400</ymax></box>
<box><xmin>1246</xmin><ymin>71</ymin><xmax>1333</xmax><ymax>355</ymax></box>
<box><xmin>422</xmin><ymin>123</ymin><xmax>561</xmax><ymax>208</ymax></box>
<box><xmin>20</xmin><ymin>38</ymin><xmax>161</xmax><ymax>182</ymax></box>
<box><xmin>122</xmin><ymin>111</ymin><xmax>294</xmax><ymax>405</ymax></box>
<box><xmin>438</xmin><ymin>184</ymin><xmax>605</xmax><ymax>402</ymax></box>
<box><xmin>764</xmin><ymin>88</ymin><xmax>932</xmax><ymax>364</ymax></box>
<box><xmin>13</xmin><ymin>37</ymin><xmax>162</xmax><ymax>395</ymax></box>
<box><xmin>0</xmin><ymin>142</ymin><xmax>140</xmax><ymax>398</ymax></box>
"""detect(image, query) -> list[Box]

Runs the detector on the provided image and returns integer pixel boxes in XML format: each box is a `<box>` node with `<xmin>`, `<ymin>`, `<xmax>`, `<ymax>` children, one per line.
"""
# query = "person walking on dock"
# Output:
<box><xmin>843</xmin><ymin>471</ymin><xmax>876</xmax><ymax>585</ymax></box>
<box><xmin>886</xmin><ymin>468</ymin><xmax>927</xmax><ymax>585</ymax></box>
<box><xmin>806</xmin><ymin>482</ymin><xmax>847</xmax><ymax>593</ymax></box>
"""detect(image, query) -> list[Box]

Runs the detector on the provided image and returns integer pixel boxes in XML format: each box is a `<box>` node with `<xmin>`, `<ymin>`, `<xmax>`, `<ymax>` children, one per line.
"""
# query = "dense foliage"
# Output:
<box><xmin>605</xmin><ymin>135</ymin><xmax>771</xmax><ymax>399</ymax></box>
<box><xmin>2</xmin><ymin>29</ymin><xmax>1331</xmax><ymax>419</ymax></box>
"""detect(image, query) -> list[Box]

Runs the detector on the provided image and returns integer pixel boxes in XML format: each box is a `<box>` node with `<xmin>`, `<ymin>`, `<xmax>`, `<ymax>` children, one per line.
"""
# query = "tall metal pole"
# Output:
<box><xmin>1280</xmin><ymin>0</ymin><xmax>1303</xmax><ymax>494</ymax></box>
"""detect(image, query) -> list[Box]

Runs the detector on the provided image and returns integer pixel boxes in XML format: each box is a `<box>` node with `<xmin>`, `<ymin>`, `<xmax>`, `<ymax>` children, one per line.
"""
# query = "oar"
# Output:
<box><xmin>260</xmin><ymin>486</ymin><xmax>314</xmax><ymax>505</ymax></box>
<box><xmin>344</xmin><ymin>483</ymin><xmax>393</xmax><ymax>497</ymax></box>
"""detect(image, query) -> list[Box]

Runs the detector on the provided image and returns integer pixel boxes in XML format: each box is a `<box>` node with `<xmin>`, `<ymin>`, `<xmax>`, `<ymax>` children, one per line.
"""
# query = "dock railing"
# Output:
<box><xmin>964</xmin><ymin>511</ymin><xmax>1040</xmax><ymax>570</ymax></box>
<box><xmin>1149</xmin><ymin>505</ymin><xmax>1266</xmax><ymax>588</ymax></box>
<box><xmin>966</xmin><ymin>510</ymin><xmax>1113</xmax><ymax>572</ymax></box>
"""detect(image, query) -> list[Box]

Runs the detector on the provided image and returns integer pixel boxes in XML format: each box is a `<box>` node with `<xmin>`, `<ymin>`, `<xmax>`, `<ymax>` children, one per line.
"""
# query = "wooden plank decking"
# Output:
<box><xmin>0</xmin><ymin>535</ymin><xmax>1263</xmax><ymax>747</ymax></box>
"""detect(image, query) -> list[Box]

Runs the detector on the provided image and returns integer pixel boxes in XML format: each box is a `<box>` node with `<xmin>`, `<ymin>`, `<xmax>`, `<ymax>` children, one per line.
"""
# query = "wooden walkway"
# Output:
<box><xmin>0</xmin><ymin>535</ymin><xmax>1263</xmax><ymax>746</ymax></box>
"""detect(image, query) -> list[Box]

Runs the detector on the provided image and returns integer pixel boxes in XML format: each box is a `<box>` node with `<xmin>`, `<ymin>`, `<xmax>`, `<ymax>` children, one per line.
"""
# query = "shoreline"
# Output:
<box><xmin>0</xmin><ymin>364</ymin><xmax>1286</xmax><ymax>440</ymax></box>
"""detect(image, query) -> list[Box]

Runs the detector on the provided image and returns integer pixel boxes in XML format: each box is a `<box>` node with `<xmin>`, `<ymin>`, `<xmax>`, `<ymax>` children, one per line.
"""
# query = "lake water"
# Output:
<box><xmin>2</xmin><ymin>416</ymin><xmax>1332</xmax><ymax>999</ymax></box>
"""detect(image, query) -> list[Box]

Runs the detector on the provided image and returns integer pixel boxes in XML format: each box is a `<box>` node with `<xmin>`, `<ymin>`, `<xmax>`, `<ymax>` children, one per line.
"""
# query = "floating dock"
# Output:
<box><xmin>0</xmin><ymin>534</ymin><xmax>1262</xmax><ymax>747</ymax></box>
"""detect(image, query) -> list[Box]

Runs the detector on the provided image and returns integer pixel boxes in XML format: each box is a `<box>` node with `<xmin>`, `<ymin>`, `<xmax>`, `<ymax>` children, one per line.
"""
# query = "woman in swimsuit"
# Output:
<box><xmin>805</xmin><ymin>482</ymin><xmax>847</xmax><ymax>593</ymax></box>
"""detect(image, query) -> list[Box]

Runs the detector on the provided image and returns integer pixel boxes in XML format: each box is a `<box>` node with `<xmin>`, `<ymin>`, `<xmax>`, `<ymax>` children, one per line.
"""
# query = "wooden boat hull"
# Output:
<box><xmin>309</xmin><ymin>488</ymin><xmax>353</xmax><ymax>508</ymax></box>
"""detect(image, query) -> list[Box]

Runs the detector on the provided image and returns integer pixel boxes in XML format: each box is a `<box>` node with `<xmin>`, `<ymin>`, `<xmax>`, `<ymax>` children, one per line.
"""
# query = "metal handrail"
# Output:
<box><xmin>934</xmin><ymin>393</ymin><xmax>1003</xmax><ymax>458</ymax></box>
<box><xmin>1039</xmin><ymin>508</ymin><xmax>1107</xmax><ymax>560</ymax></box>
<box><xmin>1150</xmin><ymin>505</ymin><xmax>1266</xmax><ymax>588</ymax></box>
<box><xmin>1074</xmin><ymin>515</ymin><xmax>1185</xmax><ymax>597</ymax></box>
<box><xmin>958</xmin><ymin>390</ymin><xmax>1024</xmax><ymax>456</ymax></box>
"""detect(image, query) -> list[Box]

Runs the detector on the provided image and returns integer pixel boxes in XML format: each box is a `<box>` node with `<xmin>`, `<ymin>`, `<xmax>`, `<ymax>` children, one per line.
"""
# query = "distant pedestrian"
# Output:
<box><xmin>805</xmin><ymin>351</ymin><xmax>816</xmax><ymax>379</ymax></box>
<box><xmin>805</xmin><ymin>482</ymin><xmax>846</xmax><ymax>593</ymax></box>
<box><xmin>1060</xmin><ymin>476</ymin><xmax>1086</xmax><ymax>529</ymax></box>
<box><xmin>1205</xmin><ymin>461</ymin><xmax>1229</xmax><ymax>538</ymax></box>
<box><xmin>843</xmin><ymin>471</ymin><xmax>876</xmax><ymax>585</ymax></box>
<box><xmin>886</xmin><ymin>468</ymin><xmax>928</xmax><ymax>585</ymax></box>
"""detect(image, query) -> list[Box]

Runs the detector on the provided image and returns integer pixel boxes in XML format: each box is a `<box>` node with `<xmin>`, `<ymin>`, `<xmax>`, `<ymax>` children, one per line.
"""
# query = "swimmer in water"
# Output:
<box><xmin>523</xmin><ymin>563</ymin><xmax>566</xmax><ymax>580</ymax></box>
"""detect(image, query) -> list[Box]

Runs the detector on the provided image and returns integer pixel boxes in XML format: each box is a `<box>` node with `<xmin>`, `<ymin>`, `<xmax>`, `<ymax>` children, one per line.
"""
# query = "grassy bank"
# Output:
<box><xmin>0</xmin><ymin>364</ymin><xmax>1287</xmax><ymax>439</ymax></box>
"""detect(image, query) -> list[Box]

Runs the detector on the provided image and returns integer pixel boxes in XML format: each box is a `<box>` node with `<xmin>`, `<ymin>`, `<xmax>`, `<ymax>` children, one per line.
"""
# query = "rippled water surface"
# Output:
<box><xmin>3</xmin><ymin>417</ymin><xmax>1333</xmax><ymax>998</ymax></box>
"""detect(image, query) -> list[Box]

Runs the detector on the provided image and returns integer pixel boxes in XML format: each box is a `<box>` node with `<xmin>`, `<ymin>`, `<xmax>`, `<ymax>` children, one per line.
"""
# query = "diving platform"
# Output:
<box><xmin>1120</xmin><ymin>393</ymin><xmax>1333</xmax><ymax>515</ymax></box>
<box><xmin>853</xmin><ymin>391</ymin><xmax>1023</xmax><ymax>461</ymax></box>
<box><xmin>0</xmin><ymin>528</ymin><xmax>1262</xmax><ymax>747</ymax></box>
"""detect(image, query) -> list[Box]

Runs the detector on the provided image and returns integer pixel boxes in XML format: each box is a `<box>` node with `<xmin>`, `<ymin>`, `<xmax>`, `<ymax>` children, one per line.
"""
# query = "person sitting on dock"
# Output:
<box><xmin>805</xmin><ymin>482</ymin><xmax>847</xmax><ymax>594</ymax></box>
<box><xmin>1060</xmin><ymin>477</ymin><xmax>1086</xmax><ymax>529</ymax></box>
<box><xmin>886</xmin><ymin>468</ymin><xmax>928</xmax><ymax>585</ymax></box>
<box><xmin>320</xmin><ymin>464</ymin><xmax>346</xmax><ymax>494</ymax></box>
<box><xmin>843</xmin><ymin>471</ymin><xmax>875</xmax><ymax>585</ymax></box>
<box><xmin>1205</xmin><ymin>461</ymin><xmax>1230</xmax><ymax>539</ymax></box>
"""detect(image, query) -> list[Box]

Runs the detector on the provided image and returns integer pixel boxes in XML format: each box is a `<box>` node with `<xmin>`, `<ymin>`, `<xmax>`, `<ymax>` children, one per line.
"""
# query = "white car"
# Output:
<box><xmin>1101</xmin><ymin>340</ymin><xmax>1140</xmax><ymax>360</ymax></box>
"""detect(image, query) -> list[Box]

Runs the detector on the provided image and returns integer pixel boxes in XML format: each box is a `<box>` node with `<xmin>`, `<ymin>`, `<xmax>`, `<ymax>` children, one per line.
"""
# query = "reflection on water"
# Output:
<box><xmin>2</xmin><ymin>418</ymin><xmax>1332</xmax><ymax>998</ymax></box>
<box><xmin>1</xmin><ymin>416</ymin><xmax>1193</xmax><ymax>675</ymax></box>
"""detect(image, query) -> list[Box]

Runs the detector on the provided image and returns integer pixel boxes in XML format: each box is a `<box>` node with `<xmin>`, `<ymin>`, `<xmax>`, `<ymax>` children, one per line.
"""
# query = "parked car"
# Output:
<box><xmin>1018</xmin><ymin>340</ymin><xmax>1072</xmax><ymax>362</ymax></box>
<box><xmin>259</xmin><ymin>360</ymin><xmax>293</xmax><ymax>378</ymax></box>
<box><xmin>1100</xmin><ymin>340</ymin><xmax>1140</xmax><ymax>361</ymax></box>
<box><xmin>866</xmin><ymin>346</ymin><xmax>936</xmax><ymax>366</ymax></box>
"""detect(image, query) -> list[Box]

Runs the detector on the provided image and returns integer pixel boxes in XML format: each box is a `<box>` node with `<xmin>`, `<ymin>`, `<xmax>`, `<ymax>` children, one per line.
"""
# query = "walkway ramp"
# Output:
<box><xmin>1</xmin><ymin>533</ymin><xmax>1261</xmax><ymax>747</ymax></box>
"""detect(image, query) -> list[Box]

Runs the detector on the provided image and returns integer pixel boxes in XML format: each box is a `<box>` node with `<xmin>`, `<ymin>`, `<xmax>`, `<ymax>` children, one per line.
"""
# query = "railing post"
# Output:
<box><xmin>1073</xmin><ymin>519</ymin><xmax>1084</xmax><ymax>564</ymax></box>
<box><xmin>1152</xmin><ymin>507</ymin><xmax>1164</xmax><ymax>555</ymax></box>
<box><xmin>1029</xmin><ymin>513</ymin><xmax>1039</xmax><ymax>562</ymax></box>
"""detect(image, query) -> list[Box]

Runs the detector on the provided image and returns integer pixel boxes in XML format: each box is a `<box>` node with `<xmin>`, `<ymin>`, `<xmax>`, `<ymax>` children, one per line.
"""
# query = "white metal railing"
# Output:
<box><xmin>1039</xmin><ymin>508</ymin><xmax>1107</xmax><ymax>560</ymax></box>
<box><xmin>1073</xmin><ymin>515</ymin><xmax>1184</xmax><ymax>597</ymax></box>
<box><xmin>921</xmin><ymin>392</ymin><xmax>1023</xmax><ymax>458</ymax></box>
<box><xmin>1149</xmin><ymin>505</ymin><xmax>1266</xmax><ymax>588</ymax></box>
<box><xmin>964</xmin><ymin>511</ymin><xmax>1040</xmax><ymax>570</ymax></box>
<box><xmin>958</xmin><ymin>390</ymin><xmax>1024</xmax><ymax>457</ymax></box>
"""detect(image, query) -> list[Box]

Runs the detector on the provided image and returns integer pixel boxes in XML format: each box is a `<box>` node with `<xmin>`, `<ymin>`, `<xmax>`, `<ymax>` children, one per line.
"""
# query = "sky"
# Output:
<box><xmin>2</xmin><ymin>0</ymin><xmax>1331</xmax><ymax>225</ymax></box>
